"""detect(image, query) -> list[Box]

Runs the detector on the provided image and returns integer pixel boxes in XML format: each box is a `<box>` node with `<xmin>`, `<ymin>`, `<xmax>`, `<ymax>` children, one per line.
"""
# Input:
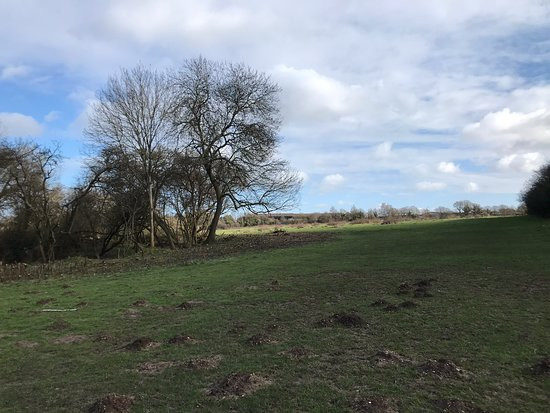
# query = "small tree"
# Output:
<box><xmin>521</xmin><ymin>163</ymin><xmax>550</xmax><ymax>218</ymax></box>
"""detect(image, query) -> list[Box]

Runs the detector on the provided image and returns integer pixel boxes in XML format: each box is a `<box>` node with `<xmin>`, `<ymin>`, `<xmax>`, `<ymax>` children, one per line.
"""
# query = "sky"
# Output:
<box><xmin>1</xmin><ymin>0</ymin><xmax>550</xmax><ymax>212</ymax></box>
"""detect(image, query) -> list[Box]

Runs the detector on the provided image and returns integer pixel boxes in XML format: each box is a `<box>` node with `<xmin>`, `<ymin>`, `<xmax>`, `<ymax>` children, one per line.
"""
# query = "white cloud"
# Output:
<box><xmin>374</xmin><ymin>142</ymin><xmax>393</xmax><ymax>158</ymax></box>
<box><xmin>272</xmin><ymin>64</ymin><xmax>363</xmax><ymax>124</ymax></box>
<box><xmin>44</xmin><ymin>111</ymin><xmax>61</xmax><ymax>122</ymax></box>
<box><xmin>496</xmin><ymin>152</ymin><xmax>544</xmax><ymax>173</ymax></box>
<box><xmin>321</xmin><ymin>173</ymin><xmax>345</xmax><ymax>192</ymax></box>
<box><xmin>463</xmin><ymin>107</ymin><xmax>550</xmax><ymax>153</ymax></box>
<box><xmin>416</xmin><ymin>181</ymin><xmax>447</xmax><ymax>191</ymax></box>
<box><xmin>0</xmin><ymin>64</ymin><xmax>30</xmax><ymax>80</ymax></box>
<box><xmin>0</xmin><ymin>112</ymin><xmax>43</xmax><ymax>137</ymax></box>
<box><xmin>465</xmin><ymin>182</ymin><xmax>480</xmax><ymax>192</ymax></box>
<box><xmin>437</xmin><ymin>161</ymin><xmax>460</xmax><ymax>174</ymax></box>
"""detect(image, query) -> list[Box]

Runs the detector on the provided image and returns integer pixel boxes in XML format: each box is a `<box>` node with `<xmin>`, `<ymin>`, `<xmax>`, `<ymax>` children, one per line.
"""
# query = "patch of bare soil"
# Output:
<box><xmin>399</xmin><ymin>300</ymin><xmax>418</xmax><ymax>309</ymax></box>
<box><xmin>372</xmin><ymin>350</ymin><xmax>412</xmax><ymax>367</ymax></box>
<box><xmin>371</xmin><ymin>299</ymin><xmax>389</xmax><ymax>307</ymax></box>
<box><xmin>132</xmin><ymin>299</ymin><xmax>148</xmax><ymax>307</ymax></box>
<box><xmin>54</xmin><ymin>334</ymin><xmax>87</xmax><ymax>344</ymax></box>
<box><xmin>136</xmin><ymin>361</ymin><xmax>179</xmax><ymax>375</ymax></box>
<box><xmin>351</xmin><ymin>395</ymin><xmax>399</xmax><ymax>412</ymax></box>
<box><xmin>176</xmin><ymin>300</ymin><xmax>205</xmax><ymax>310</ymax></box>
<box><xmin>530</xmin><ymin>356</ymin><xmax>550</xmax><ymax>376</ymax></box>
<box><xmin>208</xmin><ymin>372</ymin><xmax>271</xmax><ymax>399</ymax></box>
<box><xmin>124</xmin><ymin>337</ymin><xmax>161</xmax><ymax>351</ymax></box>
<box><xmin>184</xmin><ymin>355</ymin><xmax>223</xmax><ymax>370</ymax></box>
<box><xmin>88</xmin><ymin>394</ymin><xmax>135</xmax><ymax>413</ymax></box>
<box><xmin>420</xmin><ymin>359</ymin><xmax>468</xmax><ymax>379</ymax></box>
<box><xmin>316</xmin><ymin>312</ymin><xmax>365</xmax><ymax>328</ymax></box>
<box><xmin>167</xmin><ymin>334</ymin><xmax>197</xmax><ymax>345</ymax></box>
<box><xmin>15</xmin><ymin>340</ymin><xmax>38</xmax><ymax>348</ymax></box>
<box><xmin>47</xmin><ymin>319</ymin><xmax>71</xmax><ymax>331</ymax></box>
<box><xmin>36</xmin><ymin>297</ymin><xmax>55</xmax><ymax>305</ymax></box>
<box><xmin>247</xmin><ymin>333</ymin><xmax>277</xmax><ymax>346</ymax></box>
<box><xmin>433</xmin><ymin>399</ymin><xmax>491</xmax><ymax>413</ymax></box>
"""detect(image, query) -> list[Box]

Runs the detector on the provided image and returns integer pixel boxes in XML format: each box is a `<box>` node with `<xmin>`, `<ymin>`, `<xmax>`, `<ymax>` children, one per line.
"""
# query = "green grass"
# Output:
<box><xmin>0</xmin><ymin>216</ymin><xmax>548</xmax><ymax>412</ymax></box>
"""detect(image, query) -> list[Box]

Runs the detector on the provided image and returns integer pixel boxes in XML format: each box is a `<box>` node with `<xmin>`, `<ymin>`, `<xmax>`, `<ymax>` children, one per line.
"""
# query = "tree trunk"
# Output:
<box><xmin>148</xmin><ymin>180</ymin><xmax>155</xmax><ymax>248</ymax></box>
<box><xmin>205</xmin><ymin>197</ymin><xmax>224</xmax><ymax>244</ymax></box>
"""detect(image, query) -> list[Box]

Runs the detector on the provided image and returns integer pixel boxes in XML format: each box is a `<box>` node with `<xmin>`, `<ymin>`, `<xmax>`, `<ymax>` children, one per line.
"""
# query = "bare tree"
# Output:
<box><xmin>2</xmin><ymin>141</ymin><xmax>62</xmax><ymax>262</ymax></box>
<box><xmin>170</xmin><ymin>57</ymin><xmax>301</xmax><ymax>243</ymax></box>
<box><xmin>86</xmin><ymin>65</ymin><xmax>174</xmax><ymax>248</ymax></box>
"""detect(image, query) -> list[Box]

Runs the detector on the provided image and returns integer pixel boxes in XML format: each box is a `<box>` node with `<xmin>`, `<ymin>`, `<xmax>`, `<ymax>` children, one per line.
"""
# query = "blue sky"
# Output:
<box><xmin>1</xmin><ymin>1</ymin><xmax>550</xmax><ymax>212</ymax></box>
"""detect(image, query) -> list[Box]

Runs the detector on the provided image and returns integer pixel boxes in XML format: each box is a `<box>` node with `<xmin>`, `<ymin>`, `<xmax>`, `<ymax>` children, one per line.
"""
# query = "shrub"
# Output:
<box><xmin>521</xmin><ymin>163</ymin><xmax>550</xmax><ymax>218</ymax></box>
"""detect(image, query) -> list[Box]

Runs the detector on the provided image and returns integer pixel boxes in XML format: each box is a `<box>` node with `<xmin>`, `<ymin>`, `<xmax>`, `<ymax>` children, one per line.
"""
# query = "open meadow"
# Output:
<box><xmin>0</xmin><ymin>217</ymin><xmax>549</xmax><ymax>412</ymax></box>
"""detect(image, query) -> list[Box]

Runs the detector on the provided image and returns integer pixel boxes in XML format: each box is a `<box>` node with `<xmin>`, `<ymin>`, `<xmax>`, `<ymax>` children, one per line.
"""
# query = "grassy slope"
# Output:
<box><xmin>0</xmin><ymin>217</ymin><xmax>548</xmax><ymax>412</ymax></box>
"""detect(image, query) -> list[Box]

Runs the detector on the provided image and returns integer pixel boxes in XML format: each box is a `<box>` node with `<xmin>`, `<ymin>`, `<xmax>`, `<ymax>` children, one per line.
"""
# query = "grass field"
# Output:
<box><xmin>0</xmin><ymin>217</ymin><xmax>549</xmax><ymax>412</ymax></box>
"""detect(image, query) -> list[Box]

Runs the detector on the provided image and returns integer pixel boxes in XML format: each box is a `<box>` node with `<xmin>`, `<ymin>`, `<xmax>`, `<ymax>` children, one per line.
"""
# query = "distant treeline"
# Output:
<box><xmin>220</xmin><ymin>202</ymin><xmax>524</xmax><ymax>228</ymax></box>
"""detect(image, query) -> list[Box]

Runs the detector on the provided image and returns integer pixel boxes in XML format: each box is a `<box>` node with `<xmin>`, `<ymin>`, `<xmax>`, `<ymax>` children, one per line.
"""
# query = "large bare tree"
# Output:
<box><xmin>86</xmin><ymin>65</ymin><xmax>174</xmax><ymax>248</ymax></box>
<box><xmin>170</xmin><ymin>57</ymin><xmax>301</xmax><ymax>243</ymax></box>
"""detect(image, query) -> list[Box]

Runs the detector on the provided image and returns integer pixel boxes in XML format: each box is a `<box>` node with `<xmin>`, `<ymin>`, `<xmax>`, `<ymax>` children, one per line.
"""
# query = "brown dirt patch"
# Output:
<box><xmin>530</xmin><ymin>356</ymin><xmax>550</xmax><ymax>376</ymax></box>
<box><xmin>371</xmin><ymin>299</ymin><xmax>389</xmax><ymax>307</ymax></box>
<box><xmin>36</xmin><ymin>297</ymin><xmax>55</xmax><ymax>305</ymax></box>
<box><xmin>208</xmin><ymin>372</ymin><xmax>271</xmax><ymax>399</ymax></box>
<box><xmin>316</xmin><ymin>312</ymin><xmax>365</xmax><ymax>328</ymax></box>
<box><xmin>54</xmin><ymin>334</ymin><xmax>87</xmax><ymax>344</ymax></box>
<box><xmin>373</xmin><ymin>350</ymin><xmax>412</xmax><ymax>367</ymax></box>
<box><xmin>184</xmin><ymin>355</ymin><xmax>223</xmax><ymax>370</ymax></box>
<box><xmin>351</xmin><ymin>395</ymin><xmax>398</xmax><ymax>412</ymax></box>
<box><xmin>15</xmin><ymin>340</ymin><xmax>38</xmax><ymax>348</ymax></box>
<box><xmin>124</xmin><ymin>338</ymin><xmax>161</xmax><ymax>351</ymax></box>
<box><xmin>247</xmin><ymin>333</ymin><xmax>277</xmax><ymax>346</ymax></box>
<box><xmin>132</xmin><ymin>299</ymin><xmax>148</xmax><ymax>307</ymax></box>
<box><xmin>433</xmin><ymin>399</ymin><xmax>491</xmax><ymax>413</ymax></box>
<box><xmin>88</xmin><ymin>394</ymin><xmax>135</xmax><ymax>413</ymax></box>
<box><xmin>420</xmin><ymin>359</ymin><xmax>468</xmax><ymax>379</ymax></box>
<box><xmin>47</xmin><ymin>319</ymin><xmax>71</xmax><ymax>331</ymax></box>
<box><xmin>167</xmin><ymin>334</ymin><xmax>197</xmax><ymax>345</ymax></box>
<box><xmin>136</xmin><ymin>361</ymin><xmax>179</xmax><ymax>375</ymax></box>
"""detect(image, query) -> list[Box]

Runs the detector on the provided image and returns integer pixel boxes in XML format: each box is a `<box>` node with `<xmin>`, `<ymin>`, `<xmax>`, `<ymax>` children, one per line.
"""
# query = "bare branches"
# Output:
<box><xmin>170</xmin><ymin>57</ymin><xmax>300</xmax><ymax>242</ymax></box>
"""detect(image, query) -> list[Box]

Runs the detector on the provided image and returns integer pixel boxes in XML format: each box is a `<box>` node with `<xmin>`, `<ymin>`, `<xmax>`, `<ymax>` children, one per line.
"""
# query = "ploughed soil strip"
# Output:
<box><xmin>1</xmin><ymin>232</ymin><xmax>334</xmax><ymax>282</ymax></box>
